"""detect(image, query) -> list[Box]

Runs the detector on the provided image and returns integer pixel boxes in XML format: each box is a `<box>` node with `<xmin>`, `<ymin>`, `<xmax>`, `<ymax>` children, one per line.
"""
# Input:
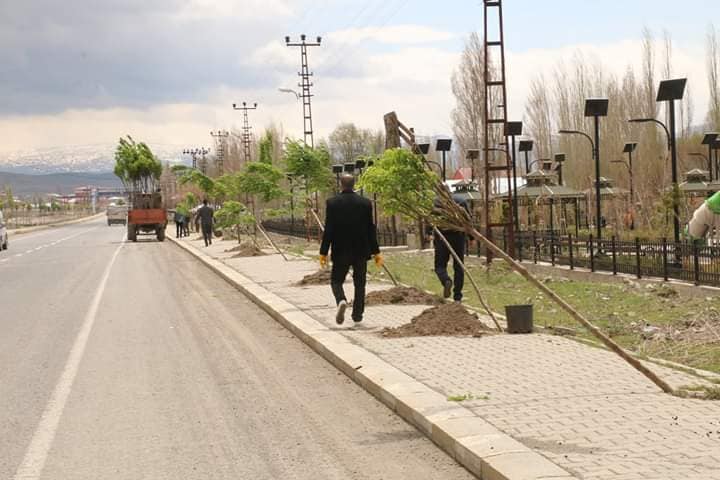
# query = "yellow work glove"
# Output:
<box><xmin>374</xmin><ymin>254</ymin><xmax>384</xmax><ymax>268</ymax></box>
<box><xmin>319</xmin><ymin>254</ymin><xmax>328</xmax><ymax>269</ymax></box>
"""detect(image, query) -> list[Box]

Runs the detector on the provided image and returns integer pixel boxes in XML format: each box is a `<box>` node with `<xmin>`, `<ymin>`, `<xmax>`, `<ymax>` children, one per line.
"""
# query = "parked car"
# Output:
<box><xmin>0</xmin><ymin>211</ymin><xmax>8</xmax><ymax>250</ymax></box>
<box><xmin>106</xmin><ymin>204</ymin><xmax>128</xmax><ymax>226</ymax></box>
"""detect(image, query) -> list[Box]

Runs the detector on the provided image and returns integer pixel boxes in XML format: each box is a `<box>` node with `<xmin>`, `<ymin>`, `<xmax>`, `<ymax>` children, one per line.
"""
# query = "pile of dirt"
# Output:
<box><xmin>296</xmin><ymin>269</ymin><xmax>332</xmax><ymax>286</ymax></box>
<box><xmin>381</xmin><ymin>303</ymin><xmax>491</xmax><ymax>338</ymax></box>
<box><xmin>229</xmin><ymin>244</ymin><xmax>266</xmax><ymax>257</ymax></box>
<box><xmin>366</xmin><ymin>286</ymin><xmax>442</xmax><ymax>306</ymax></box>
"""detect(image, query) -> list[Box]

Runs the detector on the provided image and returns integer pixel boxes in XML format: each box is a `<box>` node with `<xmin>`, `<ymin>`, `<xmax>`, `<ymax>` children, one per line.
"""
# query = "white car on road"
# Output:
<box><xmin>0</xmin><ymin>211</ymin><xmax>7</xmax><ymax>250</ymax></box>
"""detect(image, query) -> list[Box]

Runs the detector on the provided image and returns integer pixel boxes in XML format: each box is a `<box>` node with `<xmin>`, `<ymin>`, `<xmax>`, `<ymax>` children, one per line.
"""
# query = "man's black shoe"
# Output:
<box><xmin>336</xmin><ymin>300</ymin><xmax>348</xmax><ymax>325</ymax></box>
<box><xmin>443</xmin><ymin>279</ymin><xmax>452</xmax><ymax>299</ymax></box>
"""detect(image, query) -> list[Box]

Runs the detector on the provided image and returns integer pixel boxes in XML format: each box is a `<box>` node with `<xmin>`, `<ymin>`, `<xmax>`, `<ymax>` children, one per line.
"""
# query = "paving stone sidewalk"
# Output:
<box><xmin>180</xmin><ymin>236</ymin><xmax>720</xmax><ymax>480</ymax></box>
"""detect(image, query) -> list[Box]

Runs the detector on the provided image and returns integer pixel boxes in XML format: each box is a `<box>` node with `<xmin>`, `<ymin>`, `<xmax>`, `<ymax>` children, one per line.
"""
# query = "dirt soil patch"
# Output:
<box><xmin>381</xmin><ymin>303</ymin><xmax>491</xmax><ymax>338</ymax></box>
<box><xmin>366</xmin><ymin>286</ymin><xmax>442</xmax><ymax>306</ymax></box>
<box><xmin>228</xmin><ymin>244</ymin><xmax>266</xmax><ymax>257</ymax></box>
<box><xmin>296</xmin><ymin>269</ymin><xmax>332</xmax><ymax>286</ymax></box>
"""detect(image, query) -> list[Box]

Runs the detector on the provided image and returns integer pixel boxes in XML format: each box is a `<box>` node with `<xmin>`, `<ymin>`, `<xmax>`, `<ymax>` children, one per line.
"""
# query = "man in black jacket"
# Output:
<box><xmin>197</xmin><ymin>199</ymin><xmax>214</xmax><ymax>247</ymax></box>
<box><xmin>434</xmin><ymin>190</ymin><xmax>470</xmax><ymax>303</ymax></box>
<box><xmin>320</xmin><ymin>175</ymin><xmax>382</xmax><ymax>325</ymax></box>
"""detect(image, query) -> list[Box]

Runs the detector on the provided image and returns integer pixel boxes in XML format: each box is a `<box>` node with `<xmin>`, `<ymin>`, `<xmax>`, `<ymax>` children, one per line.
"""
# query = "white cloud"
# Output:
<box><xmin>173</xmin><ymin>0</ymin><xmax>294</xmax><ymax>21</ymax></box>
<box><xmin>328</xmin><ymin>25</ymin><xmax>456</xmax><ymax>45</ymax></box>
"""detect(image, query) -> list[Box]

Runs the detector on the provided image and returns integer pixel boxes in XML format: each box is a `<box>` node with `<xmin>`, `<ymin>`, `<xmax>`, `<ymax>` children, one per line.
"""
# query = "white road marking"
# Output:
<box><xmin>13</xmin><ymin>234</ymin><xmax>125</xmax><ymax>480</ymax></box>
<box><xmin>0</xmin><ymin>227</ymin><xmax>96</xmax><ymax>265</ymax></box>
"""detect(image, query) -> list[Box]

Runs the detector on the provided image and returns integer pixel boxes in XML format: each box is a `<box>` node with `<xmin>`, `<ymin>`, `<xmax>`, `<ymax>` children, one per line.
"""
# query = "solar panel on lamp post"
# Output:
<box><xmin>518</xmin><ymin>139</ymin><xmax>534</xmax><ymax>174</ymax></box>
<box><xmin>418</xmin><ymin>143</ymin><xmax>430</xmax><ymax>155</ymax></box>
<box><xmin>436</xmin><ymin>139</ymin><xmax>452</xmax><ymax>181</ymax></box>
<box><xmin>701</xmin><ymin>133</ymin><xmax>719</xmax><ymax>181</ymax></box>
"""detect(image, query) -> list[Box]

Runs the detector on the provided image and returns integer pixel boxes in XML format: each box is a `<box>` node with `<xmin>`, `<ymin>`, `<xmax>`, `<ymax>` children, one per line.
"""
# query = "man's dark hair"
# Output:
<box><xmin>340</xmin><ymin>174</ymin><xmax>355</xmax><ymax>192</ymax></box>
<box><xmin>203</xmin><ymin>199</ymin><xmax>208</xmax><ymax>206</ymax></box>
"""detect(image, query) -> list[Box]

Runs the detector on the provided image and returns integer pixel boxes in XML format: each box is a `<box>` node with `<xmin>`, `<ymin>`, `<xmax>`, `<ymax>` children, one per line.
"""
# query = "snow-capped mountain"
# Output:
<box><xmin>0</xmin><ymin>144</ymin><xmax>186</xmax><ymax>174</ymax></box>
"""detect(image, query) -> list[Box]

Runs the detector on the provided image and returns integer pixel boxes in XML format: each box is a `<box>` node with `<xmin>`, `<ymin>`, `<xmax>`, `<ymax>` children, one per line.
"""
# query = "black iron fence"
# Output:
<box><xmin>262</xmin><ymin>218</ymin><xmax>407</xmax><ymax>247</ymax></box>
<box><xmin>513</xmin><ymin>231</ymin><xmax>720</xmax><ymax>287</ymax></box>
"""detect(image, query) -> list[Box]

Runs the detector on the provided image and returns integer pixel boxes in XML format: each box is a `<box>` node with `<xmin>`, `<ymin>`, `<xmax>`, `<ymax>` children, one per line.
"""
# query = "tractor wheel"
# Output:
<box><xmin>128</xmin><ymin>225</ymin><xmax>137</xmax><ymax>242</ymax></box>
<box><xmin>156</xmin><ymin>226</ymin><xmax>165</xmax><ymax>242</ymax></box>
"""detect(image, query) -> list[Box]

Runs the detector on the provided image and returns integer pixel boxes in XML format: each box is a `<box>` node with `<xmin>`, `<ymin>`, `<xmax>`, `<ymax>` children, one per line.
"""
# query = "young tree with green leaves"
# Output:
<box><xmin>214</xmin><ymin>200</ymin><xmax>256</xmax><ymax>244</ymax></box>
<box><xmin>283</xmin><ymin>140</ymin><xmax>333</xmax><ymax>194</ymax></box>
<box><xmin>114</xmin><ymin>136</ymin><xmax>162</xmax><ymax>193</ymax></box>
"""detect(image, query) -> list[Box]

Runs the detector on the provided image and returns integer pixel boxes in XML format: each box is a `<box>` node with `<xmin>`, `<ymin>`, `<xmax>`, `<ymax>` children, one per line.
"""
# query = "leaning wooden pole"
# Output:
<box><xmin>308</xmin><ymin>202</ymin><xmax>399</xmax><ymax>287</ymax></box>
<box><xmin>384</xmin><ymin>111</ymin><xmax>673</xmax><ymax>394</ymax></box>
<box><xmin>433</xmin><ymin>227</ymin><xmax>503</xmax><ymax>332</ymax></box>
<box><xmin>255</xmin><ymin>221</ymin><xmax>289</xmax><ymax>261</ymax></box>
<box><xmin>465</xmin><ymin>225</ymin><xmax>674</xmax><ymax>394</ymax></box>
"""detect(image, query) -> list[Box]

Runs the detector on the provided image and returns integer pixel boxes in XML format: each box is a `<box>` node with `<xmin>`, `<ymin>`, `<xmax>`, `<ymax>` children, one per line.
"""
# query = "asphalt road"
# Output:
<box><xmin>1</xmin><ymin>217</ymin><xmax>474</xmax><ymax>480</ymax></box>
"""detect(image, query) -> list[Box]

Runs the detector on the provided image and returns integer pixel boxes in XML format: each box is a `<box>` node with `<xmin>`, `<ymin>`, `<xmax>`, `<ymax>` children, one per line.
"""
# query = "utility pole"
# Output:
<box><xmin>285</xmin><ymin>34</ymin><xmax>322</xmax><ymax>148</ymax></box>
<box><xmin>210</xmin><ymin>130</ymin><xmax>229</xmax><ymax>176</ymax></box>
<box><xmin>183</xmin><ymin>148</ymin><xmax>209</xmax><ymax>173</ymax></box>
<box><xmin>232</xmin><ymin>102</ymin><xmax>258</xmax><ymax>164</ymax></box>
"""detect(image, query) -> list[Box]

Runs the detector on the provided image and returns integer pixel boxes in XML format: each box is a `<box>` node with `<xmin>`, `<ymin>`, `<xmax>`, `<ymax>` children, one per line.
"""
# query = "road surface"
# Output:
<box><xmin>1</xmin><ymin>217</ymin><xmax>474</xmax><ymax>479</ymax></box>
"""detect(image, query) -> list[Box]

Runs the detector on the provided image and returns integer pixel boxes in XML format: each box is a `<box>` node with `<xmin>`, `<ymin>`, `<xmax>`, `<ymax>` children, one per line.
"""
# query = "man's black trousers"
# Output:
<box><xmin>434</xmin><ymin>230</ymin><xmax>465</xmax><ymax>301</ymax></box>
<box><xmin>176</xmin><ymin>221</ymin><xmax>182</xmax><ymax>238</ymax></box>
<box><xmin>201</xmin><ymin>223</ymin><xmax>213</xmax><ymax>246</ymax></box>
<box><xmin>330</xmin><ymin>257</ymin><xmax>368</xmax><ymax>321</ymax></box>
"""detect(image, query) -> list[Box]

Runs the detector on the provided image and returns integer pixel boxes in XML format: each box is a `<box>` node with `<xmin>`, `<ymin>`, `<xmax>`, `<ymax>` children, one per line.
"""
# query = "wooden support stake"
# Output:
<box><xmin>256</xmin><ymin>221</ymin><xmax>288</xmax><ymax>261</ymax></box>
<box><xmin>433</xmin><ymin>227</ymin><xmax>503</xmax><ymax>332</ymax></box>
<box><xmin>465</xmin><ymin>225</ymin><xmax>674</xmax><ymax>394</ymax></box>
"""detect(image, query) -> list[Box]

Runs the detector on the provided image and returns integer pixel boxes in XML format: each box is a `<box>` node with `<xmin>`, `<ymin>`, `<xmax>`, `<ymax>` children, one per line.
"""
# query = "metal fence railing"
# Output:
<box><xmin>512</xmin><ymin>231</ymin><xmax>720</xmax><ymax>287</ymax></box>
<box><xmin>261</xmin><ymin>218</ymin><xmax>407</xmax><ymax>247</ymax></box>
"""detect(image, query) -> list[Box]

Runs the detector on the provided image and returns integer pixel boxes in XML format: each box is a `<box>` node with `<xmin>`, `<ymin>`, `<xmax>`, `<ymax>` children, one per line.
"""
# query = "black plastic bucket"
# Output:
<box><xmin>505</xmin><ymin>305</ymin><xmax>533</xmax><ymax>334</ymax></box>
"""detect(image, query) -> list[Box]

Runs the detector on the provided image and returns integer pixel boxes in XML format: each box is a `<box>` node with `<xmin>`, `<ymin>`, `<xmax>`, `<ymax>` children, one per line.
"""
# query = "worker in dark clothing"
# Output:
<box><xmin>174</xmin><ymin>210</ymin><xmax>185</xmax><ymax>238</ymax></box>
<box><xmin>320</xmin><ymin>174</ymin><xmax>382</xmax><ymax>325</ymax></box>
<box><xmin>433</xmin><ymin>190</ymin><xmax>470</xmax><ymax>303</ymax></box>
<box><xmin>197</xmin><ymin>199</ymin><xmax>214</xmax><ymax>247</ymax></box>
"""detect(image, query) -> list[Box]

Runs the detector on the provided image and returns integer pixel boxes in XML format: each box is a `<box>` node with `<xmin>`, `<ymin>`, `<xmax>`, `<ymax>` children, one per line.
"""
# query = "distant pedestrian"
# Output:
<box><xmin>174</xmin><ymin>210</ymin><xmax>184</xmax><ymax>238</ymax></box>
<box><xmin>197</xmin><ymin>199</ymin><xmax>215</xmax><ymax>247</ymax></box>
<box><xmin>182</xmin><ymin>215</ymin><xmax>190</xmax><ymax>237</ymax></box>
<box><xmin>320</xmin><ymin>174</ymin><xmax>382</xmax><ymax>325</ymax></box>
<box><xmin>433</xmin><ymin>190</ymin><xmax>470</xmax><ymax>303</ymax></box>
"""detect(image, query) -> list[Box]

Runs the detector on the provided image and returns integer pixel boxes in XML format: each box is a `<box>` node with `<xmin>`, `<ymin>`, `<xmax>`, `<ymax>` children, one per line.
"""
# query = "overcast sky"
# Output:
<box><xmin>0</xmin><ymin>0</ymin><xmax>718</xmax><ymax>155</ymax></box>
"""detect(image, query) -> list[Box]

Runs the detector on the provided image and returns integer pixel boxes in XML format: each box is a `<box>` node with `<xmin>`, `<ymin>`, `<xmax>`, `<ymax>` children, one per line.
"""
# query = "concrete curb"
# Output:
<box><xmin>168</xmin><ymin>236</ymin><xmax>578</xmax><ymax>480</ymax></box>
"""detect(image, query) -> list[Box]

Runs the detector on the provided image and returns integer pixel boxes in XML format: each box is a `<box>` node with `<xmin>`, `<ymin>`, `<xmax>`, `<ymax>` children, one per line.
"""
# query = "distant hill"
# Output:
<box><xmin>0</xmin><ymin>171</ymin><xmax>123</xmax><ymax>196</ymax></box>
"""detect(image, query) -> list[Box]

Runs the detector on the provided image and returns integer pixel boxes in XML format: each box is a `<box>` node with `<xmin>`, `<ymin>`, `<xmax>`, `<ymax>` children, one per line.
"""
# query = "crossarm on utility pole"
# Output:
<box><xmin>433</xmin><ymin>227</ymin><xmax>503</xmax><ymax>332</ymax></box>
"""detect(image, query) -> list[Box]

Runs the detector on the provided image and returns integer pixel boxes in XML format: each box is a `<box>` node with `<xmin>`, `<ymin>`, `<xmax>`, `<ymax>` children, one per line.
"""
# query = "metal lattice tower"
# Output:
<box><xmin>210</xmin><ymin>130</ymin><xmax>229</xmax><ymax>175</ymax></box>
<box><xmin>232</xmin><ymin>102</ymin><xmax>258</xmax><ymax>164</ymax></box>
<box><xmin>482</xmin><ymin>0</ymin><xmax>515</xmax><ymax>258</ymax></box>
<box><xmin>182</xmin><ymin>147</ymin><xmax>209</xmax><ymax>173</ymax></box>
<box><xmin>285</xmin><ymin>34</ymin><xmax>322</xmax><ymax>147</ymax></box>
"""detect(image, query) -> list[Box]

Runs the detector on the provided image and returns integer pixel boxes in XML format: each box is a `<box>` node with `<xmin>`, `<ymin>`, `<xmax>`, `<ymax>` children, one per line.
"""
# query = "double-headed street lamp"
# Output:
<box><xmin>629</xmin><ymin>78</ymin><xmax>687</xmax><ymax>245</ymax></box>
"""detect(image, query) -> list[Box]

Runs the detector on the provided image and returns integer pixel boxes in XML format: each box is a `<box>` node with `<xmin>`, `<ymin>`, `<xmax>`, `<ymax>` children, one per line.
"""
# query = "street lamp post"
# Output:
<box><xmin>505</xmin><ymin>121</ymin><xmax>523</xmax><ymax>235</ymax></box>
<box><xmin>629</xmin><ymin>77</ymin><xmax>686</xmax><ymax>245</ymax></box>
<box><xmin>553</xmin><ymin>153</ymin><xmax>566</xmax><ymax>186</ymax></box>
<box><xmin>518</xmin><ymin>139</ymin><xmax>534</xmax><ymax>174</ymax></box>
<box><xmin>559</xmin><ymin>123</ymin><xmax>603</xmax><ymax>239</ymax></box>
<box><xmin>701</xmin><ymin>133</ymin><xmax>719</xmax><ymax>181</ymax></box>
<box><xmin>612</xmin><ymin>141</ymin><xmax>637</xmax><ymax>230</ymax></box>
<box><xmin>332</xmin><ymin>164</ymin><xmax>343</xmax><ymax>192</ymax></box>
<box><xmin>436</xmin><ymin>139</ymin><xmax>452</xmax><ymax>181</ymax></box>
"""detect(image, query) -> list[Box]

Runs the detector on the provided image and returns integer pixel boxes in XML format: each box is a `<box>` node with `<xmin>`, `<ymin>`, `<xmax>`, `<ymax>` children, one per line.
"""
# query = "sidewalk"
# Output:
<box><xmin>173</xmin><ymin>235</ymin><xmax>720</xmax><ymax>480</ymax></box>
